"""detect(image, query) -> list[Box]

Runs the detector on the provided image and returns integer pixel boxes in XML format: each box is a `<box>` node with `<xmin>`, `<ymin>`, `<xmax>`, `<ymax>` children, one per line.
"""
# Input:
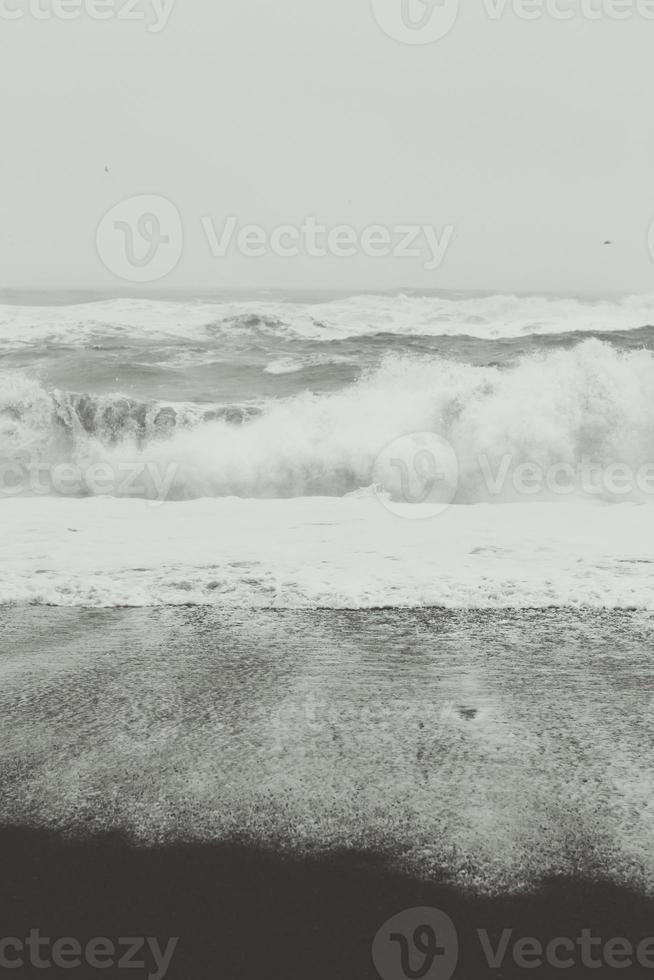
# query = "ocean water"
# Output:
<box><xmin>1</xmin><ymin>290</ymin><xmax>654</xmax><ymax>606</ymax></box>
<box><xmin>3</xmin><ymin>292</ymin><xmax>654</xmax><ymax>918</ymax></box>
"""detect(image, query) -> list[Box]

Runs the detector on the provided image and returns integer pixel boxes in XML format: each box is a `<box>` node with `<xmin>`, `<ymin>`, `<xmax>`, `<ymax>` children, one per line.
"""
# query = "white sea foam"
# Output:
<box><xmin>1</xmin><ymin>291</ymin><xmax>654</xmax><ymax>347</ymax></box>
<box><xmin>3</xmin><ymin>327</ymin><xmax>654</xmax><ymax>608</ymax></box>
<box><xmin>263</xmin><ymin>354</ymin><xmax>351</xmax><ymax>375</ymax></box>
<box><xmin>0</xmin><ymin>496</ymin><xmax>651</xmax><ymax>607</ymax></box>
<box><xmin>3</xmin><ymin>340</ymin><xmax>654</xmax><ymax>502</ymax></box>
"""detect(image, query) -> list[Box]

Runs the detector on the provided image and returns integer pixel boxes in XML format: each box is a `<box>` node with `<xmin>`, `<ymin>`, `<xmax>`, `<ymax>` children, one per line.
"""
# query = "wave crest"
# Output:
<box><xmin>2</xmin><ymin>291</ymin><xmax>654</xmax><ymax>347</ymax></box>
<box><xmin>3</xmin><ymin>340</ymin><xmax>654</xmax><ymax>501</ymax></box>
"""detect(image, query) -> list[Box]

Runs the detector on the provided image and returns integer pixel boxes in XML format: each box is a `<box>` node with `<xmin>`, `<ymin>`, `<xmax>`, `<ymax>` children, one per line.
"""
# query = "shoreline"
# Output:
<box><xmin>2</xmin><ymin>497</ymin><xmax>653</xmax><ymax>608</ymax></box>
<box><xmin>1</xmin><ymin>606</ymin><xmax>652</xmax><ymax>895</ymax></box>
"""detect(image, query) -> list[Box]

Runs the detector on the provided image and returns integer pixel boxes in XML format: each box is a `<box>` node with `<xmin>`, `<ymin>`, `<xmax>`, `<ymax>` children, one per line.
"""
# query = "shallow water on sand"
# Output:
<box><xmin>1</xmin><ymin>606</ymin><xmax>653</xmax><ymax>896</ymax></box>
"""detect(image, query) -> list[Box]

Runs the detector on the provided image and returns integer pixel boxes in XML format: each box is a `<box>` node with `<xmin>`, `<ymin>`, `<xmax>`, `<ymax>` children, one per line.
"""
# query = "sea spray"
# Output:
<box><xmin>3</xmin><ymin>340</ymin><xmax>654</xmax><ymax>501</ymax></box>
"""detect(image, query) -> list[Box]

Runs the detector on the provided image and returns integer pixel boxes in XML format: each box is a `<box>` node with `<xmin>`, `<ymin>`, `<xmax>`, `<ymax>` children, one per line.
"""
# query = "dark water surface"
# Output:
<box><xmin>5</xmin><ymin>324</ymin><xmax>654</xmax><ymax>405</ymax></box>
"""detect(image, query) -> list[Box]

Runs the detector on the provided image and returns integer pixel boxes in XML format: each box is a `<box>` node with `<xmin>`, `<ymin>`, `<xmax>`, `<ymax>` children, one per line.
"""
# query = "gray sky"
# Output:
<box><xmin>2</xmin><ymin>0</ymin><xmax>654</xmax><ymax>293</ymax></box>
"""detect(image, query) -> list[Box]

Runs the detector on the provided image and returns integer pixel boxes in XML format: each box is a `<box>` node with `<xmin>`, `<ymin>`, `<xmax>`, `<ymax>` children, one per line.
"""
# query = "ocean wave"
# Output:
<box><xmin>3</xmin><ymin>340</ymin><xmax>654</xmax><ymax>502</ymax></box>
<box><xmin>2</xmin><ymin>291</ymin><xmax>654</xmax><ymax>348</ymax></box>
<box><xmin>263</xmin><ymin>354</ymin><xmax>353</xmax><ymax>375</ymax></box>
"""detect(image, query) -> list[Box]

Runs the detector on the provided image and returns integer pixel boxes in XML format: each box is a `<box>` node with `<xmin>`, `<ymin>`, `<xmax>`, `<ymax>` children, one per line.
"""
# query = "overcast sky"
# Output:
<box><xmin>2</xmin><ymin>0</ymin><xmax>654</xmax><ymax>294</ymax></box>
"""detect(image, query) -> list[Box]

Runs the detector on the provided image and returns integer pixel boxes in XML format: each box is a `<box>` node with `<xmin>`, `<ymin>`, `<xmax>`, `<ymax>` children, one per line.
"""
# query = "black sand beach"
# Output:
<box><xmin>1</xmin><ymin>828</ymin><xmax>653</xmax><ymax>978</ymax></box>
<box><xmin>1</xmin><ymin>607</ymin><xmax>653</xmax><ymax>977</ymax></box>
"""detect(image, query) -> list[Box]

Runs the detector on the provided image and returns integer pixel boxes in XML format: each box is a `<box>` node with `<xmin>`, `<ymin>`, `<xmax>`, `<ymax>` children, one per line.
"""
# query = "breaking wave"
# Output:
<box><xmin>3</xmin><ymin>339</ymin><xmax>654</xmax><ymax>501</ymax></box>
<box><xmin>2</xmin><ymin>291</ymin><xmax>654</xmax><ymax>348</ymax></box>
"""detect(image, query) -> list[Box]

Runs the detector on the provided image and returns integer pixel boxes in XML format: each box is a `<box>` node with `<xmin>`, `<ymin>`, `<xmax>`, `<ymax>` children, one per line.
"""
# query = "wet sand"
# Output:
<box><xmin>1</xmin><ymin>607</ymin><xmax>653</xmax><ymax>976</ymax></box>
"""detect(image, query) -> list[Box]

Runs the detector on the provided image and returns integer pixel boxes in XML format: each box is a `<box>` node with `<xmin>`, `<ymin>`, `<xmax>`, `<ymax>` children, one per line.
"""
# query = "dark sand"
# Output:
<box><xmin>1</xmin><ymin>828</ymin><xmax>654</xmax><ymax>979</ymax></box>
<box><xmin>1</xmin><ymin>607</ymin><xmax>653</xmax><ymax>977</ymax></box>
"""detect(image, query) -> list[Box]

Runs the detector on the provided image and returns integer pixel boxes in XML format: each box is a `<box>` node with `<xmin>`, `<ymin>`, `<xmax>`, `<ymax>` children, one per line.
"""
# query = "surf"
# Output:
<box><xmin>3</xmin><ymin>339</ymin><xmax>654</xmax><ymax>502</ymax></box>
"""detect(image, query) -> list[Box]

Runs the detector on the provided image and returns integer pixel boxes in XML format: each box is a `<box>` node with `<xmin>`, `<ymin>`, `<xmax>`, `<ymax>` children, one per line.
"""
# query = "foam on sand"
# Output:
<box><xmin>1</xmin><ymin>496</ymin><xmax>652</xmax><ymax>607</ymax></box>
